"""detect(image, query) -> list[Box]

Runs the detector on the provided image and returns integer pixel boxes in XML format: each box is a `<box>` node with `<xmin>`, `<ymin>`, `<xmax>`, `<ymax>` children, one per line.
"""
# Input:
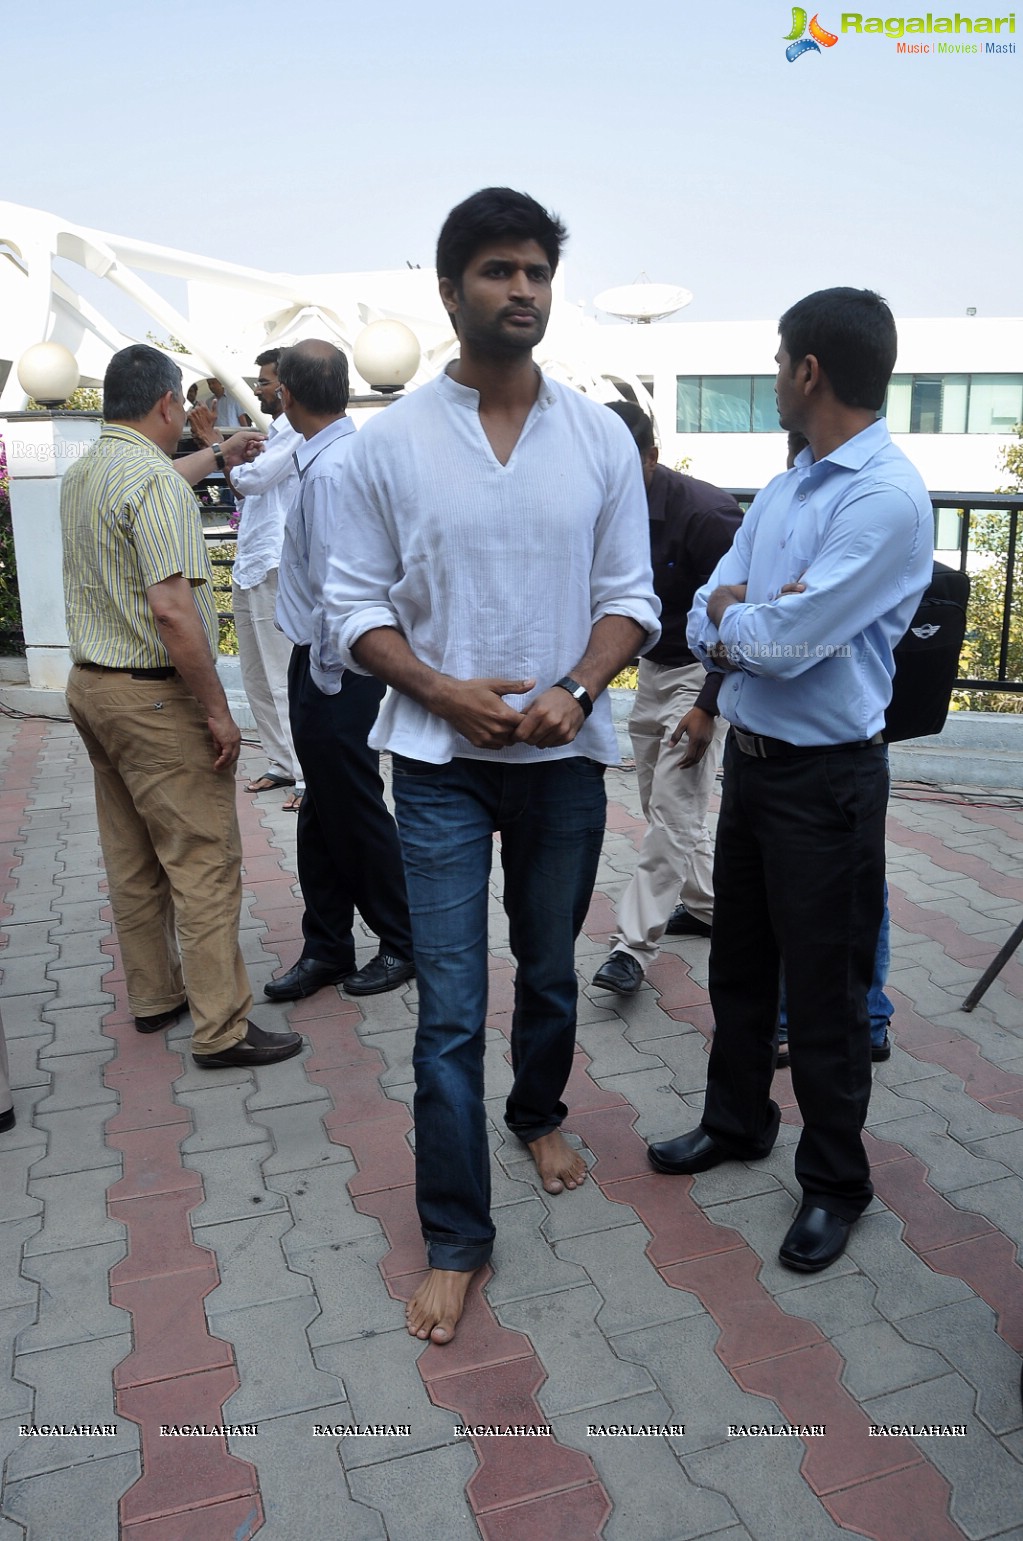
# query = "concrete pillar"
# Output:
<box><xmin>0</xmin><ymin>410</ymin><xmax>101</xmax><ymax>699</ymax></box>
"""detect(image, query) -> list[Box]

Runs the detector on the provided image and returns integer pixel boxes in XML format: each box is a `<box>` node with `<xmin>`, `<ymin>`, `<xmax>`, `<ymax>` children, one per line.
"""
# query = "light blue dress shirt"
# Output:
<box><xmin>688</xmin><ymin>420</ymin><xmax>933</xmax><ymax>745</ymax></box>
<box><xmin>275</xmin><ymin>416</ymin><xmax>357</xmax><ymax>649</ymax></box>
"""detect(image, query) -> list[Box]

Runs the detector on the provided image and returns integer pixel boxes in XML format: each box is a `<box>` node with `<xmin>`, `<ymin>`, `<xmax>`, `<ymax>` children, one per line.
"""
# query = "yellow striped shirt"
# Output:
<box><xmin>61</xmin><ymin>425</ymin><xmax>217</xmax><ymax>668</ymax></box>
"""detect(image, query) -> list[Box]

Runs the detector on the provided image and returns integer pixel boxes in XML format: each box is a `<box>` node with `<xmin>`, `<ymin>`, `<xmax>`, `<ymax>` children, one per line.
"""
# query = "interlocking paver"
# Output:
<box><xmin>229</xmin><ymin>1409</ymin><xmax>387</xmax><ymax>1540</ymax></box>
<box><xmin>556</xmin><ymin>1392</ymin><xmax>738</xmax><ymax>1541</ymax></box>
<box><xmin>865</xmin><ymin>1371</ymin><xmax>1023</xmax><ymax>1538</ymax></box>
<box><xmin>212</xmin><ymin>1297</ymin><xmax>345</xmax><ymax>1421</ymax></box>
<box><xmin>16</xmin><ymin>1242</ymin><xmax>128</xmax><ymax>1353</ymax></box>
<box><xmin>193</xmin><ymin>1214</ymin><xmax>312</xmax><ymax>1312</ymax></box>
<box><xmin>346</xmin><ymin>1445</ymin><xmax>478</xmax><ymax>1541</ymax></box>
<box><xmin>314</xmin><ymin>1331</ymin><xmax>456</xmax><ymax>1462</ymax></box>
<box><xmin>496</xmin><ymin>1285</ymin><xmax>654</xmax><ymax>1415</ymax></box>
<box><xmin>7</xmin><ymin>1334</ymin><xmax>136</xmax><ymax>1478</ymax></box>
<box><xmin>3</xmin><ymin>1452</ymin><xmax>141</xmax><ymax>1540</ymax></box>
<box><xmin>897</xmin><ymin>1297</ymin><xmax>1023</xmax><ymax>1436</ymax></box>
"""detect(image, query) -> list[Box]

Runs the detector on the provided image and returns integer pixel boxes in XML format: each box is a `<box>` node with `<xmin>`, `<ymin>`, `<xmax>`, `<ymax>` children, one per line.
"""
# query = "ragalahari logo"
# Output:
<box><xmin>785</xmin><ymin>8</ymin><xmax>840</xmax><ymax>58</ymax></box>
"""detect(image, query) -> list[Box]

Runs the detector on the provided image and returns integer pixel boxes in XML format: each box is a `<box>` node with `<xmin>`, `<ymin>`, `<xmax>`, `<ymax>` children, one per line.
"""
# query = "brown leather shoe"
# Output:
<box><xmin>193</xmin><ymin>1021</ymin><xmax>304</xmax><ymax>1069</ymax></box>
<box><xmin>135</xmin><ymin>1003</ymin><xmax>187</xmax><ymax>1034</ymax></box>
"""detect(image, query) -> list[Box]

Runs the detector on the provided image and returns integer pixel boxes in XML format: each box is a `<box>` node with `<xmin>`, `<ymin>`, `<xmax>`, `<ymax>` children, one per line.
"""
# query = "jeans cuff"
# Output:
<box><xmin>425</xmin><ymin>1235</ymin><xmax>494</xmax><ymax>1272</ymax></box>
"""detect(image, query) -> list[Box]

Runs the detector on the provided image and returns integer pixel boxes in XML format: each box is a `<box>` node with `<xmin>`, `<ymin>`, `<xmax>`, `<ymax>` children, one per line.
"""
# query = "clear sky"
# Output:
<box><xmin>4</xmin><ymin>0</ymin><xmax>1020</xmax><ymax>323</ymax></box>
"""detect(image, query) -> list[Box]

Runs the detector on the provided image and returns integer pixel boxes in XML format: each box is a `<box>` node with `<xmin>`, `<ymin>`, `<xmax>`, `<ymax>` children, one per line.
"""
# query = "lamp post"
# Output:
<box><xmin>352</xmin><ymin>321</ymin><xmax>421</xmax><ymax>397</ymax></box>
<box><xmin>16</xmin><ymin>341</ymin><xmax>81</xmax><ymax>407</ymax></box>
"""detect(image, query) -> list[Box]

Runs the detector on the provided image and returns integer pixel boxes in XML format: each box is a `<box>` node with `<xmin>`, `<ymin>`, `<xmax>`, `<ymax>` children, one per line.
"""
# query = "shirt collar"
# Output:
<box><xmin>438</xmin><ymin>364</ymin><xmax>555</xmax><ymax>412</ymax></box>
<box><xmin>295</xmin><ymin>414</ymin><xmax>354</xmax><ymax>472</ymax></box>
<box><xmin>100</xmin><ymin>423</ymin><xmax>169</xmax><ymax>462</ymax></box>
<box><xmin>811</xmin><ymin>417</ymin><xmax>891</xmax><ymax>475</ymax></box>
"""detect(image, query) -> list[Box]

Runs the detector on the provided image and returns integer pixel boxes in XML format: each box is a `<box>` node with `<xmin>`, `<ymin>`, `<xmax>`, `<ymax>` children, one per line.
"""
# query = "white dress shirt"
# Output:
<box><xmin>230</xmin><ymin>416</ymin><xmax>302</xmax><ymax>590</ymax></box>
<box><xmin>312</xmin><ymin>370</ymin><xmax>660</xmax><ymax>765</ymax></box>
<box><xmin>275</xmin><ymin>416</ymin><xmax>357</xmax><ymax>648</ymax></box>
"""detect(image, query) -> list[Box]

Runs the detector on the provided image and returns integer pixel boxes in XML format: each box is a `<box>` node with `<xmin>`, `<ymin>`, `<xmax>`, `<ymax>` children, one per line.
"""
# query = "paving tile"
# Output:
<box><xmin>7</xmin><ymin>1333</ymin><xmax>136</xmax><ymax>1477</ymax></box>
<box><xmin>969</xmin><ymin>1126</ymin><xmax>1023</xmax><ymax>1179</ymax></box>
<box><xmin>43</xmin><ymin>962</ymin><xmax>115</xmax><ymax>1010</ymax></box>
<box><xmin>496</xmin><ymin>1285</ymin><xmax>653</xmax><ymax>1415</ymax></box>
<box><xmin>478</xmin><ymin>1197</ymin><xmax>589</xmax><ymax>1307</ymax></box>
<box><xmin>2</xmin><ymin>1452</ymin><xmax>141</xmax><ymax>1540</ymax></box>
<box><xmin>314</xmin><ymin>1331</ymin><xmax>456</xmax><ymax>1462</ymax></box>
<box><xmin>0</xmin><ymin>993</ymin><xmax>56</xmax><ymax>1040</ymax></box>
<box><xmin>305</xmin><ymin>1235</ymin><xmax>406</xmax><ymax>1347</ymax></box>
<box><xmin>182</xmin><ymin>1144</ymin><xmax>281</xmax><ymax>1227</ymax></box>
<box><xmin>228</xmin><ymin>1408</ymin><xmax>388</xmax><ymax>1540</ymax></box>
<box><xmin>922</xmin><ymin>1230</ymin><xmax>1023</xmax><ymax>1351</ymax></box>
<box><xmin>106</xmin><ymin>1124</ymin><xmax>204</xmax><ymax>1205</ymax></box>
<box><xmin>176</xmin><ymin>1085</ymin><xmax>271</xmax><ymax>1155</ymax></box>
<box><xmin>347</xmin><ymin>1444</ymin><xmax>478</xmax><ymax>1541</ymax></box>
<box><xmin>16</xmin><ymin>1240</ymin><xmax>127</xmax><ymax>1361</ymax></box>
<box><xmin>210</xmin><ymin>1296</ymin><xmax>345</xmax><ymax>1421</ymax></box>
<box><xmin>680</xmin><ymin>1434</ymin><xmax>852</xmax><ymax>1540</ymax></box>
<box><xmin>32</xmin><ymin>1048</ymin><xmax>115</xmax><ymax>1114</ymax></box>
<box><xmin>117</xmin><ymin>1368</ymin><xmax>257</xmax><ymax>1526</ymax></box>
<box><xmin>555</xmin><ymin>1391</ymin><xmax>738</xmax><ymax>1541</ymax></box>
<box><xmin>865</xmin><ymin>1371</ymin><xmax>1022</xmax><ymax>1537</ymax></box>
<box><xmin>0</xmin><ymin>1307</ymin><xmax>36</xmax><ymax>1421</ymax></box>
<box><xmin>867</xmin><ymin>1110</ymin><xmax>1011</xmax><ymax>1193</ymax></box>
<box><xmin>897</xmin><ymin>1297</ymin><xmax>1023</xmax><ymax>1436</ymax></box>
<box><xmin>477</xmin><ymin>1483</ymin><xmax>611</xmax><ymax>1541</ymax></box>
<box><xmin>29</xmin><ymin>1105</ymin><xmax>121</xmax><ymax>1179</ymax></box>
<box><xmin>257</xmin><ymin>1100</ymin><xmax>354</xmax><ymax>1176</ymax></box>
<box><xmin>600</xmin><ymin>1172</ymin><xmax>747</xmax><ymax>1269</ymax></box>
<box><xmin>272</xmin><ymin>1164</ymin><xmax>382</xmax><ymax>1252</ymax></box>
<box><xmin>842</xmin><ymin>1210</ymin><xmax>976</xmax><ymax>1320</ymax></box>
<box><xmin>103</xmin><ymin>1062</ymin><xmax>192</xmax><ymax>1135</ymax></box>
<box><xmin>828</xmin><ymin>1319</ymin><xmax>950</xmax><ymax>1405</ymax></box>
<box><xmin>870</xmin><ymin>1155</ymin><xmax>997</xmax><ymax>1252</ymax></box>
<box><xmin>6</xmin><ymin>1030</ymin><xmax>51</xmax><ymax>1093</ymax></box>
<box><xmin>112</xmin><ymin>1266</ymin><xmax>233</xmax><ymax>1389</ymax></box>
<box><xmin>40</xmin><ymin>1004</ymin><xmax>118</xmax><ymax>1058</ymax></box>
<box><xmin>22</xmin><ymin>1170</ymin><xmax>122</xmax><ymax>1256</ymax></box>
<box><xmin>193</xmin><ymin>1211</ymin><xmax>313</xmax><ymax>1313</ymax></box>
<box><xmin>554</xmin><ymin>1223</ymin><xmax>706</xmax><ymax>1336</ymax></box>
<box><xmin>947</xmin><ymin>1176</ymin><xmax>1023</xmax><ymax>1262</ymax></box>
<box><xmin>109</xmin><ymin>1189</ymin><xmax>211</xmax><ymax>1285</ymax></box>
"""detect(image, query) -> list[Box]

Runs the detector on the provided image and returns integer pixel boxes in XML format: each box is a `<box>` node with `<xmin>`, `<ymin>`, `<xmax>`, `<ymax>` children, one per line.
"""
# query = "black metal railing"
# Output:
<box><xmin>205</xmin><ymin>493</ymin><xmax>1023</xmax><ymax>700</ymax></box>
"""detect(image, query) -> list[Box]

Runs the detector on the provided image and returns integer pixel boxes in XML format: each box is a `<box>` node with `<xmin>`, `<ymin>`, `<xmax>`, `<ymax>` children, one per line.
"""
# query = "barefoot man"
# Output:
<box><xmin>314</xmin><ymin>188</ymin><xmax>660</xmax><ymax>1342</ymax></box>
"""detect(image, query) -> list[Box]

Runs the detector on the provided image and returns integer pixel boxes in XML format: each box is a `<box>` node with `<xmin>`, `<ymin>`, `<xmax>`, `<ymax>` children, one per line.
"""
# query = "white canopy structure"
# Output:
<box><xmin>0</xmin><ymin>201</ymin><xmax>654</xmax><ymax>426</ymax></box>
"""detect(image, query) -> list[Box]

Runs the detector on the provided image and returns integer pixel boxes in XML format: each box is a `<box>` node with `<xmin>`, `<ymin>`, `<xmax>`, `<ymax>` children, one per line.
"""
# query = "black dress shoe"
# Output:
<box><xmin>775</xmin><ymin>1041</ymin><xmax>790</xmax><ymax>1070</ymax></box>
<box><xmin>665</xmin><ymin>904</ymin><xmax>713</xmax><ymax>938</ymax></box>
<box><xmin>779</xmin><ymin>1205</ymin><xmax>852</xmax><ymax>1272</ymax></box>
<box><xmin>135</xmin><ymin>1003</ymin><xmax>186</xmax><ymax>1034</ymax></box>
<box><xmin>592</xmin><ymin>952</ymin><xmax>643</xmax><ymax>996</ymax></box>
<box><xmin>0</xmin><ymin>1106</ymin><xmax>15</xmax><ymax>1133</ymax></box>
<box><xmin>344</xmin><ymin>954</ymin><xmax>415</xmax><ymax>997</ymax></box>
<box><xmin>871</xmin><ymin>1030</ymin><xmax>892</xmax><ymax>1062</ymax></box>
<box><xmin>193</xmin><ymin>1021</ymin><xmax>304</xmax><ymax>1069</ymax></box>
<box><xmin>264</xmin><ymin>958</ymin><xmax>352</xmax><ymax>1002</ymax></box>
<box><xmin>647</xmin><ymin>1127</ymin><xmax>727</xmax><ymax>1175</ymax></box>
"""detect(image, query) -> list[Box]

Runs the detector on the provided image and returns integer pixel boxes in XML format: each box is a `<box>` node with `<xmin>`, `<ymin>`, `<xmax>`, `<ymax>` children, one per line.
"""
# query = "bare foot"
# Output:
<box><xmin>528</xmin><ymin>1129</ymin><xmax>587</xmax><ymax>1194</ymax></box>
<box><xmin>405</xmin><ymin>1267</ymin><xmax>476</xmax><ymax>1344</ymax></box>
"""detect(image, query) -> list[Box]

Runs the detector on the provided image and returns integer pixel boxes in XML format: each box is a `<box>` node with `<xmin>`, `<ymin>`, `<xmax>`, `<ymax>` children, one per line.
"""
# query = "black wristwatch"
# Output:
<box><xmin>553</xmin><ymin>676</ymin><xmax>593</xmax><ymax>718</ymax></box>
<box><xmin>211</xmin><ymin>443</ymin><xmax>226</xmax><ymax>472</ymax></box>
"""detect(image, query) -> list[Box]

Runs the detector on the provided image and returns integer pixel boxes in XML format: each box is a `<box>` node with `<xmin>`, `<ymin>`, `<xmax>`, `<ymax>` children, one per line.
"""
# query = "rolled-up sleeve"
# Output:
<box><xmin>591</xmin><ymin>448</ymin><xmax>661</xmax><ymax>650</ymax></box>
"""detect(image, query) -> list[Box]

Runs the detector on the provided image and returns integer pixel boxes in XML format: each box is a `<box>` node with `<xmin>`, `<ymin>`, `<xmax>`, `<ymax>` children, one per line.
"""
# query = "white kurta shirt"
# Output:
<box><xmin>312</xmin><ymin>370</ymin><xmax>660</xmax><ymax>766</ymax></box>
<box><xmin>230</xmin><ymin>416</ymin><xmax>302</xmax><ymax>590</ymax></box>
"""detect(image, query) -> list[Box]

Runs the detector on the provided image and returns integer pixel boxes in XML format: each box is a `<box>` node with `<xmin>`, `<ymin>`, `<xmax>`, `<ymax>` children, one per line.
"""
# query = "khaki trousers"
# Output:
<box><xmin>65</xmin><ymin>664</ymin><xmax>251</xmax><ymax>1054</ymax></box>
<box><xmin>612</xmin><ymin>658</ymin><xmax>726</xmax><ymax>968</ymax></box>
<box><xmin>232</xmin><ymin>572</ymin><xmax>302</xmax><ymax>787</ymax></box>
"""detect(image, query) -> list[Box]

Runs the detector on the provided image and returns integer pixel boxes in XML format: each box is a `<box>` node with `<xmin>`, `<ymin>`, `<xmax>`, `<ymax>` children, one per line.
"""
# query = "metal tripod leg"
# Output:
<box><xmin>962</xmin><ymin>913</ymin><xmax>1023</xmax><ymax>1012</ymax></box>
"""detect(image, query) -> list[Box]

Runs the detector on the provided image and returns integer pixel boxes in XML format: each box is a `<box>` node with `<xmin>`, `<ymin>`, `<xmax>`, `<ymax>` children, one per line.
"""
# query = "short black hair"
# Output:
<box><xmin>103</xmin><ymin>344</ymin><xmax>182</xmax><ymax>422</ymax></box>
<box><xmin>436</xmin><ymin>188</ymin><xmax>567</xmax><ymax>288</ymax></box>
<box><xmin>277</xmin><ymin>343</ymin><xmax>349</xmax><ymax>414</ymax></box>
<box><xmin>255</xmin><ymin>348</ymin><xmax>281</xmax><ymax>369</ymax></box>
<box><xmin>606</xmin><ymin>399</ymin><xmax>655</xmax><ymax>455</ymax></box>
<box><xmin>778</xmin><ymin>288</ymin><xmax>897</xmax><ymax>411</ymax></box>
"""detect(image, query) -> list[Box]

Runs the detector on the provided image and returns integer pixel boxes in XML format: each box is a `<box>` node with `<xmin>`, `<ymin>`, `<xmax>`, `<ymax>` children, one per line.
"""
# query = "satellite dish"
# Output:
<box><xmin>594</xmin><ymin>280</ymin><xmax>693</xmax><ymax>324</ymax></box>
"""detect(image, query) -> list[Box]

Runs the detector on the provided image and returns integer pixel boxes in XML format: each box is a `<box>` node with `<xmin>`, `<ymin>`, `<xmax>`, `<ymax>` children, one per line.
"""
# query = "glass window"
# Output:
<box><xmin>910</xmin><ymin>378</ymin><xmax>944</xmax><ymax>434</ymax></box>
<box><xmin>968</xmin><ymin>375</ymin><xmax>1023</xmax><ymax>433</ymax></box>
<box><xmin>884</xmin><ymin>377</ymin><xmax>912</xmax><ymax>433</ymax></box>
<box><xmin>676</xmin><ymin>377</ymin><xmax>700</xmax><ymax>433</ymax></box>
<box><xmin>941</xmin><ymin>376</ymin><xmax>969</xmax><ymax>433</ymax></box>
<box><xmin>701</xmin><ymin>377</ymin><xmax>751</xmax><ymax>433</ymax></box>
<box><xmin>751</xmin><ymin>376</ymin><xmax>780</xmax><ymax>432</ymax></box>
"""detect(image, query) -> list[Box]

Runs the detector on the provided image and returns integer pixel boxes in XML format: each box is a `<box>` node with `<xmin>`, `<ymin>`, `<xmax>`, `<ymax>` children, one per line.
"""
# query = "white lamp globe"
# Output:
<box><xmin>353</xmin><ymin>321</ymin><xmax>421</xmax><ymax>394</ymax></box>
<box><xmin>17</xmin><ymin>342</ymin><xmax>81</xmax><ymax>406</ymax></box>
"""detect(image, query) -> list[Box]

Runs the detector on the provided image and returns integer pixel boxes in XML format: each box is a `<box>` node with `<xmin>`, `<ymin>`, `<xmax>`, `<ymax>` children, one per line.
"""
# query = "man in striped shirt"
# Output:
<box><xmin>61</xmin><ymin>344</ymin><xmax>303</xmax><ymax>1069</ymax></box>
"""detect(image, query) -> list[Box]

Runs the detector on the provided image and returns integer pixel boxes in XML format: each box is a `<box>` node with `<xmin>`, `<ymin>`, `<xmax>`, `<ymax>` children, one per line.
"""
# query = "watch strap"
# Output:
<box><xmin>553</xmin><ymin>675</ymin><xmax>593</xmax><ymax>718</ymax></box>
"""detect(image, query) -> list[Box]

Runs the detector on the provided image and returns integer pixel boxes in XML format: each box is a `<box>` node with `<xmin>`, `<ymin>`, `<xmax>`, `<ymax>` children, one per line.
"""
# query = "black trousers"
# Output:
<box><xmin>288</xmin><ymin>647</ymin><xmax>413</xmax><ymax>972</ymax></box>
<box><xmin>702</xmin><ymin>734</ymin><xmax>887</xmax><ymax>1220</ymax></box>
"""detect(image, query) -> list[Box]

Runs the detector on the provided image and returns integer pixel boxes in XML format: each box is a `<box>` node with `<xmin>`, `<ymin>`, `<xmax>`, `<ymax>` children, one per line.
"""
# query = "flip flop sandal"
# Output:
<box><xmin>283</xmin><ymin>791</ymin><xmax>304</xmax><ymax>813</ymax></box>
<box><xmin>246</xmin><ymin>773</ymin><xmax>295</xmax><ymax>793</ymax></box>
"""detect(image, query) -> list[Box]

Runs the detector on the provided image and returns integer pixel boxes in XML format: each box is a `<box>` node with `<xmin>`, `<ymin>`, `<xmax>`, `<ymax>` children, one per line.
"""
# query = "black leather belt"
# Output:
<box><xmin>79</xmin><ymin>662</ymin><xmax>176</xmax><ymax>681</ymax></box>
<box><xmin>732</xmin><ymin>728</ymin><xmax>883</xmax><ymax>759</ymax></box>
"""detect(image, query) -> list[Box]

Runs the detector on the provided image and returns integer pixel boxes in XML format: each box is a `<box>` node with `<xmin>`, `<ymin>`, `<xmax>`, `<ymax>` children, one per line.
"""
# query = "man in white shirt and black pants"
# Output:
<box><xmin>266</xmin><ymin>340</ymin><xmax>414</xmax><ymax>1004</ymax></box>
<box><xmin>314</xmin><ymin>190</ymin><xmax>660</xmax><ymax>1346</ymax></box>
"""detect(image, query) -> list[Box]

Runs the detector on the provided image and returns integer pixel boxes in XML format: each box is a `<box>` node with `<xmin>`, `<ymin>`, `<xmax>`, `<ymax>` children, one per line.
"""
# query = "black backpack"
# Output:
<box><xmin>883</xmin><ymin>560</ymin><xmax>971</xmax><ymax>743</ymax></box>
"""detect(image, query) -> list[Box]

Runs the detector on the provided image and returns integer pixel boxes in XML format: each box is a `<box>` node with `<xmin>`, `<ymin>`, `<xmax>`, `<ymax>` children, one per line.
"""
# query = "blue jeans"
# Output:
<box><xmin>778</xmin><ymin>883</ymin><xmax>892</xmax><ymax>1048</ymax></box>
<box><xmin>392</xmin><ymin>754</ymin><xmax>607</xmax><ymax>1271</ymax></box>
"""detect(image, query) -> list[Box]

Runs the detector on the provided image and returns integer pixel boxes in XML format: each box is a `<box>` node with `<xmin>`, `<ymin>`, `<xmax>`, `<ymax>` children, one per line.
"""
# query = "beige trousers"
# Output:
<box><xmin>612</xmin><ymin>658</ymin><xmax>727</xmax><ymax>968</ymax></box>
<box><xmin>232</xmin><ymin>572</ymin><xmax>302</xmax><ymax>787</ymax></box>
<box><xmin>66</xmin><ymin>665</ymin><xmax>251</xmax><ymax>1054</ymax></box>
